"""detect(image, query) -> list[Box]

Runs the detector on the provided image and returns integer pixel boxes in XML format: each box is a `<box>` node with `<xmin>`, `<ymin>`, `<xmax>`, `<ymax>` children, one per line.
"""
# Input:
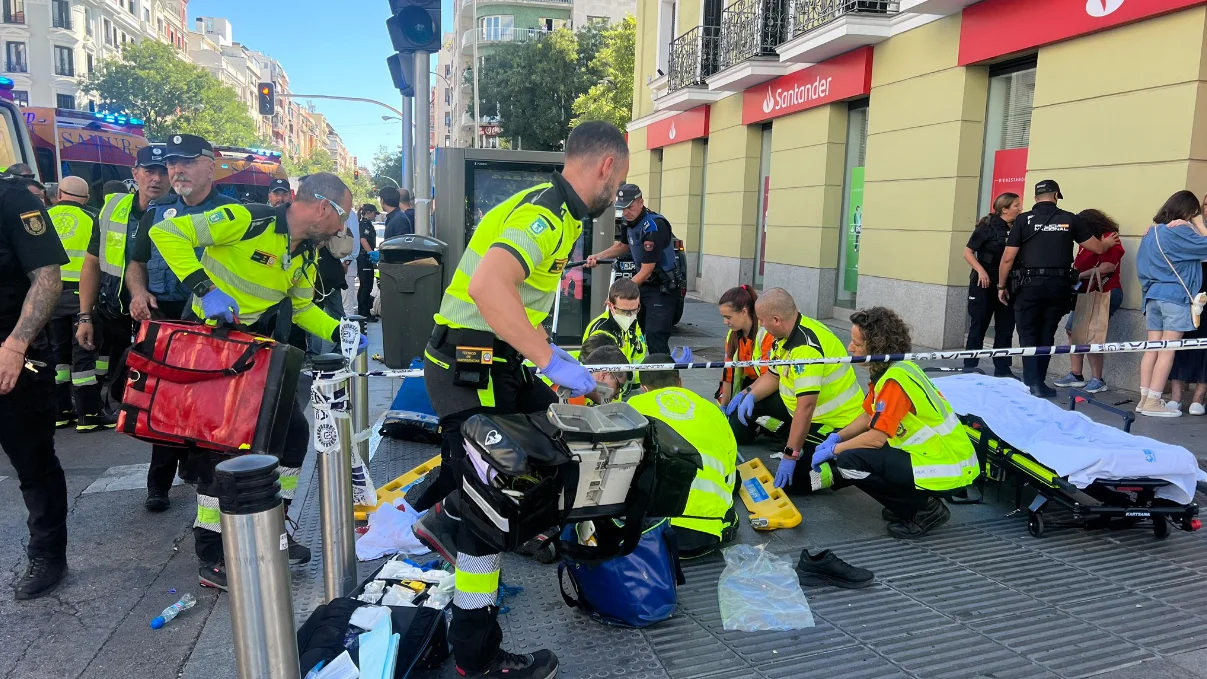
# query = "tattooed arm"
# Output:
<box><xmin>0</xmin><ymin>266</ymin><xmax>61</xmax><ymax>394</ymax></box>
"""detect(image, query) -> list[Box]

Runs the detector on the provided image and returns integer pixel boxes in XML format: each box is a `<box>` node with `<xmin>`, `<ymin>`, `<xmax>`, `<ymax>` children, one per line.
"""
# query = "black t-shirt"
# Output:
<box><xmin>87</xmin><ymin>193</ymin><xmax>147</xmax><ymax>257</ymax></box>
<box><xmin>1006</xmin><ymin>202</ymin><xmax>1093</xmax><ymax>269</ymax></box>
<box><xmin>358</xmin><ymin>219</ymin><xmax>376</xmax><ymax>263</ymax></box>
<box><xmin>0</xmin><ymin>178</ymin><xmax>68</xmax><ymax>338</ymax></box>
<box><xmin>966</xmin><ymin>215</ymin><xmax>1011</xmax><ymax>283</ymax></box>
<box><xmin>130</xmin><ymin>188</ymin><xmax>237</xmax><ymax>263</ymax></box>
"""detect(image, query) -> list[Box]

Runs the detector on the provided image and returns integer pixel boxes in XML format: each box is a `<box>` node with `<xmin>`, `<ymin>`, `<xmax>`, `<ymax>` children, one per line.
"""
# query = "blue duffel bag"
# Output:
<box><xmin>557</xmin><ymin>519</ymin><xmax>686</xmax><ymax>628</ymax></box>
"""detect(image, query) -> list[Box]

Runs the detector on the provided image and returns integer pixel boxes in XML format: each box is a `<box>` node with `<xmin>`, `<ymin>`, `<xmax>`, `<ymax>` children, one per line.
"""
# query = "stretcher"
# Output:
<box><xmin>934</xmin><ymin>373</ymin><xmax>1203</xmax><ymax>538</ymax></box>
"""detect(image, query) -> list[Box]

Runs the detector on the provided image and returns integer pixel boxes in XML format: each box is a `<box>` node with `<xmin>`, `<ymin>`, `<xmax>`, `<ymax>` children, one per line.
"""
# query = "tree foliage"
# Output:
<box><xmin>285</xmin><ymin>148</ymin><xmax>375</xmax><ymax>206</ymax></box>
<box><xmin>571</xmin><ymin>16</ymin><xmax>636</xmax><ymax>131</ymax></box>
<box><xmin>475</xmin><ymin>25</ymin><xmax>608</xmax><ymax>151</ymax></box>
<box><xmin>371</xmin><ymin>145</ymin><xmax>404</xmax><ymax>191</ymax></box>
<box><xmin>84</xmin><ymin>41</ymin><xmax>259</xmax><ymax>146</ymax></box>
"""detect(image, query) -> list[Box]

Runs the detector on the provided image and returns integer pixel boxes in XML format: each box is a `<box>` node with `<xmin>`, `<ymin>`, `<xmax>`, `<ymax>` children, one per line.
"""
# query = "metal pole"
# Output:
<box><xmin>413</xmin><ymin>52</ymin><xmax>432</xmax><ymax>237</ymax></box>
<box><xmin>216</xmin><ymin>455</ymin><xmax>299</xmax><ymax>679</ymax></box>
<box><xmin>312</xmin><ymin>355</ymin><xmax>357</xmax><ymax>601</ymax></box>
<box><xmin>472</xmin><ymin>5</ymin><xmax>481</xmax><ymax>149</ymax></box>
<box><xmin>347</xmin><ymin>319</ymin><xmax>371</xmax><ymax>469</ymax></box>
<box><xmin>401</xmin><ymin>95</ymin><xmax>414</xmax><ymax>191</ymax></box>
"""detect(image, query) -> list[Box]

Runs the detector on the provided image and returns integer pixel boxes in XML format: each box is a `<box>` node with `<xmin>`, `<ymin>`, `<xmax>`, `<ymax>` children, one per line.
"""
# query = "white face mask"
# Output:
<box><xmin>612</xmin><ymin>311</ymin><xmax>637</xmax><ymax>333</ymax></box>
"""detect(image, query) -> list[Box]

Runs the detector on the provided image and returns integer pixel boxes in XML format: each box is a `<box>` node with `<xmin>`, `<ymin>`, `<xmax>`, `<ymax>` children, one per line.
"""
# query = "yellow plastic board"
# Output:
<box><xmin>736</xmin><ymin>458</ymin><xmax>802</xmax><ymax>530</ymax></box>
<box><xmin>354</xmin><ymin>454</ymin><xmax>442</xmax><ymax>521</ymax></box>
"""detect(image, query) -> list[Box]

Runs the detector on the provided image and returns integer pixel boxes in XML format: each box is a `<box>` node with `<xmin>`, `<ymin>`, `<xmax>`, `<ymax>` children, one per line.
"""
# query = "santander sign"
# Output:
<box><xmin>742</xmin><ymin>47</ymin><xmax>873</xmax><ymax>125</ymax></box>
<box><xmin>1086</xmin><ymin>0</ymin><xmax>1125</xmax><ymax>17</ymax></box>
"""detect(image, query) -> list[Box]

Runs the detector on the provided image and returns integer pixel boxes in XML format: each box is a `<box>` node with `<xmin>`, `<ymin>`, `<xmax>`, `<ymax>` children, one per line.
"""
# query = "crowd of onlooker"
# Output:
<box><xmin>966</xmin><ymin>188</ymin><xmax>1207</xmax><ymax>418</ymax></box>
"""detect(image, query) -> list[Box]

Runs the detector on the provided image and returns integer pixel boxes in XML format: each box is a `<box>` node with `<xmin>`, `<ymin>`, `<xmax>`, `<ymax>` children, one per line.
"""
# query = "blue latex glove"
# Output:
<box><xmin>773</xmin><ymin>457</ymin><xmax>797</xmax><ymax>489</ymax></box>
<box><xmin>200</xmin><ymin>287</ymin><xmax>239</xmax><ymax>324</ymax></box>
<box><xmin>811</xmin><ymin>433</ymin><xmax>842</xmax><ymax>472</ymax></box>
<box><xmin>724</xmin><ymin>389</ymin><xmax>755</xmax><ymax>423</ymax></box>
<box><xmin>357</xmin><ymin>334</ymin><xmax>369</xmax><ymax>355</ymax></box>
<box><xmin>671</xmin><ymin>345</ymin><xmax>693</xmax><ymax>364</ymax></box>
<box><xmin>550</xmin><ymin>343</ymin><xmax>576</xmax><ymax>363</ymax></box>
<box><xmin>369</xmin><ymin>250</ymin><xmax>380</xmax><ymax>264</ymax></box>
<box><xmin>542</xmin><ymin>351</ymin><xmax>595</xmax><ymax>397</ymax></box>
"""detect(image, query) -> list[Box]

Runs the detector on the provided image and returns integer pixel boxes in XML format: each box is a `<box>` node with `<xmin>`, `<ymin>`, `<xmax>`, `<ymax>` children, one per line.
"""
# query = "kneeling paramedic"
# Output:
<box><xmin>728</xmin><ymin>288</ymin><xmax>864</xmax><ymax>494</ymax></box>
<box><xmin>582</xmin><ymin>277</ymin><xmax>645</xmax><ymax>395</ymax></box>
<box><xmin>412</xmin><ymin>121</ymin><xmax>628</xmax><ymax>679</ymax></box>
<box><xmin>148</xmin><ymin>172</ymin><xmax>363</xmax><ymax>588</ymax></box>
<box><xmin>811</xmin><ymin>307</ymin><xmax>979</xmax><ymax>539</ymax></box>
<box><xmin>629</xmin><ymin>356</ymin><xmax>737</xmax><ymax>558</ymax></box>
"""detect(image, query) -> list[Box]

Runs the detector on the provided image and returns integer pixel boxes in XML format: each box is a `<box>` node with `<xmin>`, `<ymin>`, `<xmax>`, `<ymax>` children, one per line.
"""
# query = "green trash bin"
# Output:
<box><xmin>377</xmin><ymin>235</ymin><xmax>447</xmax><ymax>369</ymax></box>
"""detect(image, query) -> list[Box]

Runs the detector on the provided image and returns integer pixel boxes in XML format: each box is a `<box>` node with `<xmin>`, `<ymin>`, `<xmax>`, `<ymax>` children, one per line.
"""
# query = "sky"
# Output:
<box><xmin>187</xmin><ymin>0</ymin><xmax>450</xmax><ymax>170</ymax></box>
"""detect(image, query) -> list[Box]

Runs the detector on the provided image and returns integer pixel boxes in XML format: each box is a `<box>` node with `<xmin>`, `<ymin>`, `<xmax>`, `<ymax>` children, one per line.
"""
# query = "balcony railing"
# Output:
<box><xmin>790</xmin><ymin>0</ymin><xmax>899</xmax><ymax>38</ymax></box>
<box><xmin>719</xmin><ymin>0</ymin><xmax>788</xmax><ymax>71</ymax></box>
<box><xmin>668</xmin><ymin>26</ymin><xmax>721</xmax><ymax>92</ymax></box>
<box><xmin>462</xmin><ymin>27</ymin><xmax>550</xmax><ymax>49</ymax></box>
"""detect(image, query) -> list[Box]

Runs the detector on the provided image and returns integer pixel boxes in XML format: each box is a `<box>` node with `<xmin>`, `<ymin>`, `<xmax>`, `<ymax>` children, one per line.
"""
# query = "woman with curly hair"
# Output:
<box><xmin>808</xmin><ymin>307</ymin><xmax>979</xmax><ymax>539</ymax></box>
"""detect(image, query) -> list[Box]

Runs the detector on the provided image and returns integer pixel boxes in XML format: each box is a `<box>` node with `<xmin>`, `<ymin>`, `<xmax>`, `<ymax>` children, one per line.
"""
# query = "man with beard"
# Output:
<box><xmin>409</xmin><ymin>121</ymin><xmax>627</xmax><ymax>679</ymax></box>
<box><xmin>126</xmin><ymin>134</ymin><xmax>239</xmax><ymax>508</ymax></box>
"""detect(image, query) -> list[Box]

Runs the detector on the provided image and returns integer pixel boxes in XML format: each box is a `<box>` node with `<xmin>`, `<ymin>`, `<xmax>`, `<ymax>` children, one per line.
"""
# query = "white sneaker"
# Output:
<box><xmin>1191</xmin><ymin>403</ymin><xmax>1205</xmax><ymax>416</ymax></box>
<box><xmin>1139</xmin><ymin>397</ymin><xmax>1182</xmax><ymax>418</ymax></box>
<box><xmin>1166</xmin><ymin>400</ymin><xmax>1183</xmax><ymax>415</ymax></box>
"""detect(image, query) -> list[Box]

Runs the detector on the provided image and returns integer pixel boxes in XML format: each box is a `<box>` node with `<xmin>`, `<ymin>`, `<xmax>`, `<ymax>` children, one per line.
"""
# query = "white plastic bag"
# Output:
<box><xmin>355</xmin><ymin>500</ymin><xmax>429</xmax><ymax>561</ymax></box>
<box><xmin>718</xmin><ymin>544</ymin><xmax>815</xmax><ymax>631</ymax></box>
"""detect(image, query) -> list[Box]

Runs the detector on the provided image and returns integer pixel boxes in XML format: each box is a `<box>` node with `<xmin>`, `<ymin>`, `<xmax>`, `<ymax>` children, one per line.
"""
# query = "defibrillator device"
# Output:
<box><xmin>458</xmin><ymin>403</ymin><xmax>703</xmax><ymax>562</ymax></box>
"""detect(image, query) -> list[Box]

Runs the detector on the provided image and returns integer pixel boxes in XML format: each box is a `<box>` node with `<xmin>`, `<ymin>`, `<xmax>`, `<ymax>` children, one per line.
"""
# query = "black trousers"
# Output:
<box><xmin>729</xmin><ymin>395</ymin><xmax>792</xmax><ymax>445</ymax></box>
<box><xmin>357</xmin><ymin>267</ymin><xmax>375</xmax><ymax>317</ymax></box>
<box><xmin>0</xmin><ymin>344</ymin><xmax>68</xmax><ymax>561</ymax></box>
<box><xmin>965</xmin><ymin>282</ymin><xmax>1015</xmax><ymax>375</ymax></box>
<box><xmin>1013</xmin><ymin>282</ymin><xmax>1070</xmax><ymax>387</ymax></box>
<box><xmin>47</xmin><ymin>289</ymin><xmax>102</xmax><ymax>417</ymax></box>
<box><xmin>422</xmin><ymin>346</ymin><xmax>557</xmax><ymax>671</ymax></box>
<box><xmin>832</xmin><ymin>446</ymin><xmax>933</xmax><ymax>520</ymax></box>
<box><xmin>98</xmin><ymin>311</ymin><xmax>133</xmax><ymax>404</ymax></box>
<box><xmin>638</xmin><ymin>284</ymin><xmax>676</xmax><ymax>355</ymax></box>
<box><xmin>146</xmin><ymin>299</ymin><xmax>192</xmax><ymax>493</ymax></box>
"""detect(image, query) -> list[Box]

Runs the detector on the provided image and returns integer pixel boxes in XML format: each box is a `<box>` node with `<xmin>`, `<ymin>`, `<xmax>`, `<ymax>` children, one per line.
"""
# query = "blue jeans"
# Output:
<box><xmin>306</xmin><ymin>290</ymin><xmax>346</xmax><ymax>356</ymax></box>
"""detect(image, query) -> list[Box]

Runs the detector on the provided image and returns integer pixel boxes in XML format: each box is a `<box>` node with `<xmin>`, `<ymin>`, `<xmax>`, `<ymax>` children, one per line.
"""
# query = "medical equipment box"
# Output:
<box><xmin>548</xmin><ymin>403</ymin><xmax>648</xmax><ymax>520</ymax></box>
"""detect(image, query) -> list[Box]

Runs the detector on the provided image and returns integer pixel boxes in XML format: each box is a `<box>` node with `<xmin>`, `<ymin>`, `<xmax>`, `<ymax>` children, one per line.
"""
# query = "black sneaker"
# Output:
<box><xmin>287</xmin><ymin>533</ymin><xmax>312</xmax><ymax>566</ymax></box>
<box><xmin>796</xmin><ymin>549</ymin><xmax>875</xmax><ymax>589</ymax></box>
<box><xmin>199</xmin><ymin>562</ymin><xmax>228</xmax><ymax>591</ymax></box>
<box><xmin>55</xmin><ymin>411</ymin><xmax>75</xmax><ymax>429</ymax></box>
<box><xmin>881</xmin><ymin>507</ymin><xmax>903</xmax><ymax>522</ymax></box>
<box><xmin>994</xmin><ymin>370</ymin><xmax>1020</xmax><ymax>380</ymax></box>
<box><xmin>887</xmin><ymin>498</ymin><xmax>951</xmax><ymax>540</ymax></box>
<box><xmin>13</xmin><ymin>557</ymin><xmax>67</xmax><ymax>600</ymax></box>
<box><xmin>145</xmin><ymin>489</ymin><xmax>170</xmax><ymax>512</ymax></box>
<box><xmin>76</xmin><ymin>411</ymin><xmax>118</xmax><ymax>432</ymax></box>
<box><xmin>457</xmin><ymin>649</ymin><xmax>559</xmax><ymax>679</ymax></box>
<box><xmin>1029</xmin><ymin>384</ymin><xmax>1058</xmax><ymax>398</ymax></box>
<box><xmin>516</xmin><ymin>529</ymin><xmax>559</xmax><ymax>564</ymax></box>
<box><xmin>413</xmin><ymin>498</ymin><xmax>460</xmax><ymax>566</ymax></box>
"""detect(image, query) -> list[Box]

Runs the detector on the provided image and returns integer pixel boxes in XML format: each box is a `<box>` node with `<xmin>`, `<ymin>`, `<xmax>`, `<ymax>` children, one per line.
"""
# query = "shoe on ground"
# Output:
<box><xmin>55</xmin><ymin>411</ymin><xmax>75</xmax><ymax>429</ymax></box>
<box><xmin>76</xmin><ymin>411</ymin><xmax>117</xmax><ymax>432</ymax></box>
<box><xmin>796</xmin><ymin>549</ymin><xmax>875</xmax><ymax>589</ymax></box>
<box><xmin>13</xmin><ymin>557</ymin><xmax>67</xmax><ymax>600</ymax></box>
<box><xmin>145</xmin><ymin>489</ymin><xmax>170</xmax><ymax>512</ymax></box>
<box><xmin>199</xmin><ymin>562</ymin><xmax>228</xmax><ymax>591</ymax></box>
<box><xmin>1084</xmin><ymin>377</ymin><xmax>1108</xmax><ymax>394</ymax></box>
<box><xmin>457</xmin><ymin>649</ymin><xmax>559</xmax><ymax>679</ymax></box>
<box><xmin>887</xmin><ymin>498</ymin><xmax>951</xmax><ymax>540</ymax></box>
<box><xmin>1054</xmin><ymin>372</ymin><xmax>1086</xmax><ymax>388</ymax></box>
<box><xmin>993</xmin><ymin>370</ymin><xmax>1020</xmax><ymax>381</ymax></box>
<box><xmin>287</xmin><ymin>533</ymin><xmax>312</xmax><ymax>566</ymax></box>
<box><xmin>1191</xmin><ymin>402</ymin><xmax>1206</xmax><ymax>416</ymax></box>
<box><xmin>1139</xmin><ymin>396</ymin><xmax>1181</xmax><ymax>418</ymax></box>
<box><xmin>1029</xmin><ymin>384</ymin><xmax>1058</xmax><ymax>398</ymax></box>
<box><xmin>413</xmin><ymin>498</ymin><xmax>460</xmax><ymax>567</ymax></box>
<box><xmin>1136</xmin><ymin>389</ymin><xmax>1151</xmax><ymax>412</ymax></box>
<box><xmin>881</xmin><ymin>507</ymin><xmax>904</xmax><ymax>522</ymax></box>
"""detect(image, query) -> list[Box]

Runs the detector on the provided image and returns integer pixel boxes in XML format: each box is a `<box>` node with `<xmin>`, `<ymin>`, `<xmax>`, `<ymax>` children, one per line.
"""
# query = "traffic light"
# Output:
<box><xmin>257</xmin><ymin>82</ymin><xmax>275</xmax><ymax>116</ymax></box>
<box><xmin>354</xmin><ymin>168</ymin><xmax>360</xmax><ymax>181</ymax></box>
<box><xmin>386</xmin><ymin>53</ymin><xmax>415</xmax><ymax>97</ymax></box>
<box><xmin>386</xmin><ymin>0</ymin><xmax>440</xmax><ymax>53</ymax></box>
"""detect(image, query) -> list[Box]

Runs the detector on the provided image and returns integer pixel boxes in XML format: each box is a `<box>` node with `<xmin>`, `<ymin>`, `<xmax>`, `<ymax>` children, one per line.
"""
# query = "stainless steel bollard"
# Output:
<box><xmin>311</xmin><ymin>354</ymin><xmax>358</xmax><ymax>601</ymax></box>
<box><xmin>345</xmin><ymin>315</ymin><xmax>371</xmax><ymax>468</ymax></box>
<box><xmin>215</xmin><ymin>455</ymin><xmax>300</xmax><ymax>679</ymax></box>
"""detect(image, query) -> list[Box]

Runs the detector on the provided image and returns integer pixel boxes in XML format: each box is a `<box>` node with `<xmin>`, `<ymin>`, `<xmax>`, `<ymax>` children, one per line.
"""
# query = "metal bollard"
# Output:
<box><xmin>215</xmin><ymin>454</ymin><xmax>300</xmax><ymax>679</ymax></box>
<box><xmin>311</xmin><ymin>353</ymin><xmax>358</xmax><ymax>601</ymax></box>
<box><xmin>344</xmin><ymin>315</ymin><xmax>372</xmax><ymax>469</ymax></box>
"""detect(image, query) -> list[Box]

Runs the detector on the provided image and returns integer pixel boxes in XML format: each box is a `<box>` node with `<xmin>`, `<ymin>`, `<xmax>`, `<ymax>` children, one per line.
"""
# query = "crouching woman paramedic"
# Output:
<box><xmin>716</xmin><ymin>285</ymin><xmax>780</xmax><ymax>443</ymax></box>
<box><xmin>810</xmin><ymin>307</ymin><xmax>979</xmax><ymax>540</ymax></box>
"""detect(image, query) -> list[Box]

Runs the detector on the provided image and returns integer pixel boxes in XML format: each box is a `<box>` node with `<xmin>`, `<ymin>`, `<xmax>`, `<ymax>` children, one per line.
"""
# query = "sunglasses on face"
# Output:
<box><xmin>314</xmin><ymin>193</ymin><xmax>347</xmax><ymax>219</ymax></box>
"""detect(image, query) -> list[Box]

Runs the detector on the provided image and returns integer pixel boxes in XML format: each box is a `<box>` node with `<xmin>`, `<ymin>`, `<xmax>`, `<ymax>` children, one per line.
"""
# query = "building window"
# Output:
<box><xmin>3</xmin><ymin>0</ymin><xmax>24</xmax><ymax>24</ymax></box>
<box><xmin>539</xmin><ymin>18</ymin><xmax>568</xmax><ymax>31</ymax></box>
<box><xmin>10</xmin><ymin>89</ymin><xmax>27</xmax><ymax>106</ymax></box>
<box><xmin>587</xmin><ymin>15</ymin><xmax>608</xmax><ymax>25</ymax></box>
<box><xmin>54</xmin><ymin>46</ymin><xmax>74</xmax><ymax>76</ymax></box>
<box><xmin>977</xmin><ymin>60</ymin><xmax>1037</xmax><ymax>216</ymax></box>
<box><xmin>127</xmin><ymin>0</ymin><xmax>135</xmax><ymax>14</ymax></box>
<box><xmin>57</xmin><ymin>93</ymin><xmax>75</xmax><ymax>109</ymax></box>
<box><xmin>84</xmin><ymin>6</ymin><xmax>92</xmax><ymax>35</ymax></box>
<box><xmin>52</xmin><ymin>0</ymin><xmax>70</xmax><ymax>29</ymax></box>
<box><xmin>444</xmin><ymin>134</ymin><xmax>450</xmax><ymax>146</ymax></box>
<box><xmin>143</xmin><ymin>7</ymin><xmax>149</xmax><ymax>21</ymax></box>
<box><xmin>444</xmin><ymin>113</ymin><xmax>451</xmax><ymax>128</ymax></box>
<box><xmin>156</xmin><ymin>17</ymin><xmax>163</xmax><ymax>33</ymax></box>
<box><xmin>479</xmin><ymin>15</ymin><xmax>513</xmax><ymax>41</ymax></box>
<box><xmin>6</xmin><ymin>42</ymin><xmax>26</xmax><ymax>73</ymax></box>
<box><xmin>103</xmin><ymin>18</ymin><xmax>112</xmax><ymax>45</ymax></box>
<box><xmin>86</xmin><ymin>52</ymin><xmax>92</xmax><ymax>74</ymax></box>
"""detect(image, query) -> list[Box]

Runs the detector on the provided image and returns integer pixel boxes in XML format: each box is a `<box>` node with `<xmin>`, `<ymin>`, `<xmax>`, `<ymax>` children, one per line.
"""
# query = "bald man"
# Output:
<box><xmin>725</xmin><ymin>288</ymin><xmax>864</xmax><ymax>494</ymax></box>
<box><xmin>47</xmin><ymin>177</ymin><xmax>114</xmax><ymax>430</ymax></box>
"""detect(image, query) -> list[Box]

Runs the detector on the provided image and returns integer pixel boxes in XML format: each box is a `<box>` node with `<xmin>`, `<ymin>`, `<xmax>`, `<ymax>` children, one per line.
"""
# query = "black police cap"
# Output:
<box><xmin>269</xmin><ymin>178</ymin><xmax>291</xmax><ymax>193</ymax></box>
<box><xmin>136</xmin><ymin>144</ymin><xmax>168</xmax><ymax>168</ymax></box>
<box><xmin>616</xmin><ymin>183</ymin><xmax>642</xmax><ymax>208</ymax></box>
<box><xmin>162</xmin><ymin>134</ymin><xmax>215</xmax><ymax>160</ymax></box>
<box><xmin>1034</xmin><ymin>179</ymin><xmax>1063</xmax><ymax>199</ymax></box>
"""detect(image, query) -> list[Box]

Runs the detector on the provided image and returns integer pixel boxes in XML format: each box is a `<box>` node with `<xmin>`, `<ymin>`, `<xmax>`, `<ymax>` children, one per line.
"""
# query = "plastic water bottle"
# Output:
<box><xmin>150</xmin><ymin>593</ymin><xmax>197</xmax><ymax>629</ymax></box>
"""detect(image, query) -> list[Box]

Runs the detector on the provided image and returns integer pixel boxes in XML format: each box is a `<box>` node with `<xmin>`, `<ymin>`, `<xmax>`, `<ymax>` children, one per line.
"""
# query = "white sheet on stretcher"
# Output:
<box><xmin>934</xmin><ymin>374</ymin><xmax>1207</xmax><ymax>505</ymax></box>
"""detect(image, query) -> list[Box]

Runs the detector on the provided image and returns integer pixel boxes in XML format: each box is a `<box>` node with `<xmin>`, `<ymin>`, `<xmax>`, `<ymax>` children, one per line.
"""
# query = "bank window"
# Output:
<box><xmin>10</xmin><ymin>89</ymin><xmax>27</xmax><ymax>106</ymax></box>
<box><xmin>57</xmin><ymin>93</ymin><xmax>75</xmax><ymax>109</ymax></box>
<box><xmin>479</xmin><ymin>16</ymin><xmax>513</xmax><ymax>41</ymax></box>
<box><xmin>6</xmin><ymin>42</ymin><xmax>25</xmax><ymax>72</ymax></box>
<box><xmin>54</xmin><ymin>46</ymin><xmax>74</xmax><ymax>76</ymax></box>
<box><xmin>978</xmin><ymin>59</ymin><xmax>1037</xmax><ymax>216</ymax></box>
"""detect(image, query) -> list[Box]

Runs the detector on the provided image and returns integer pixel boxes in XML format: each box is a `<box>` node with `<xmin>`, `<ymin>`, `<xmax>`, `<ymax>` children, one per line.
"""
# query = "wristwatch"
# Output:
<box><xmin>192</xmin><ymin>279</ymin><xmax>217</xmax><ymax>297</ymax></box>
<box><xmin>782</xmin><ymin>446</ymin><xmax>802</xmax><ymax>461</ymax></box>
<box><xmin>76</xmin><ymin>312</ymin><xmax>92</xmax><ymax>325</ymax></box>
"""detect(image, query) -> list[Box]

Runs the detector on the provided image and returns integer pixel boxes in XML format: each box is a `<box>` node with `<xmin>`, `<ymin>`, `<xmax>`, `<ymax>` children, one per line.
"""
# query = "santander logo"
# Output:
<box><xmin>668</xmin><ymin>121</ymin><xmax>676</xmax><ymax>140</ymax></box>
<box><xmin>762</xmin><ymin>87</ymin><xmax>775</xmax><ymax>114</ymax></box>
<box><xmin>760</xmin><ymin>76</ymin><xmax>833</xmax><ymax>117</ymax></box>
<box><xmin>1085</xmin><ymin>0</ymin><xmax>1124</xmax><ymax>17</ymax></box>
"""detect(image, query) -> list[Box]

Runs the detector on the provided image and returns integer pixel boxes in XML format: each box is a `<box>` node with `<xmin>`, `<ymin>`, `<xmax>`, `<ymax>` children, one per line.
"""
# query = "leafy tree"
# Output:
<box><xmin>283</xmin><ymin>148</ymin><xmax>336</xmax><ymax>177</ymax></box>
<box><xmin>571</xmin><ymin>17</ymin><xmax>635</xmax><ymax>130</ymax></box>
<box><xmin>84</xmin><ymin>41</ymin><xmax>260</xmax><ymax>146</ymax></box>
<box><xmin>371</xmin><ymin>145</ymin><xmax>404</xmax><ymax>191</ymax></box>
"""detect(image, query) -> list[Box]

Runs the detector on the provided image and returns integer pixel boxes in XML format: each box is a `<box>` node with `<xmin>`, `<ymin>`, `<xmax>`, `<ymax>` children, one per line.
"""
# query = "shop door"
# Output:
<box><xmin>753</xmin><ymin>125</ymin><xmax>772</xmax><ymax>287</ymax></box>
<box><xmin>978</xmin><ymin>61</ymin><xmax>1036</xmax><ymax>216</ymax></box>
<box><xmin>836</xmin><ymin>103</ymin><xmax>868</xmax><ymax>309</ymax></box>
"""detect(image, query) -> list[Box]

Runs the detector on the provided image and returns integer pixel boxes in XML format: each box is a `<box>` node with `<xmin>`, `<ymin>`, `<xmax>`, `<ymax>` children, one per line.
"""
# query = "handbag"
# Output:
<box><xmin>1069</xmin><ymin>269</ymin><xmax>1111</xmax><ymax>344</ymax></box>
<box><xmin>557</xmin><ymin>518</ymin><xmax>685</xmax><ymax>628</ymax></box>
<box><xmin>1154</xmin><ymin>226</ymin><xmax>1207</xmax><ymax>328</ymax></box>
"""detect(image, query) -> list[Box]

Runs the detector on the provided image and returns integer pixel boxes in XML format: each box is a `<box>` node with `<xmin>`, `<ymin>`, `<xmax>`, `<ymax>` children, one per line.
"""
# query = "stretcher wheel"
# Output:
<box><xmin>1027</xmin><ymin>511</ymin><xmax>1045</xmax><ymax>538</ymax></box>
<box><xmin>1154</xmin><ymin>516</ymin><xmax>1170</xmax><ymax>539</ymax></box>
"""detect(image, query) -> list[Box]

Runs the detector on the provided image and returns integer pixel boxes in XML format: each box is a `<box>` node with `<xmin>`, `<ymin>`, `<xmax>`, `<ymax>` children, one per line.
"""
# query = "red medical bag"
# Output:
<box><xmin>118</xmin><ymin>320</ymin><xmax>303</xmax><ymax>455</ymax></box>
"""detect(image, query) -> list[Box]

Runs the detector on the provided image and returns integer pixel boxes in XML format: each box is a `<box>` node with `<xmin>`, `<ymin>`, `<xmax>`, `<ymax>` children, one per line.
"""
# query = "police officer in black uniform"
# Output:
<box><xmin>267</xmin><ymin>177</ymin><xmax>291</xmax><ymax>207</ymax></box>
<box><xmin>0</xmin><ymin>172</ymin><xmax>71</xmax><ymax>599</ymax></box>
<box><xmin>997</xmin><ymin>180</ymin><xmax>1118</xmax><ymax>397</ymax></box>
<box><xmin>586</xmin><ymin>184</ymin><xmax>678</xmax><ymax>354</ymax></box>
<box><xmin>963</xmin><ymin>192</ymin><xmax>1020</xmax><ymax>377</ymax></box>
